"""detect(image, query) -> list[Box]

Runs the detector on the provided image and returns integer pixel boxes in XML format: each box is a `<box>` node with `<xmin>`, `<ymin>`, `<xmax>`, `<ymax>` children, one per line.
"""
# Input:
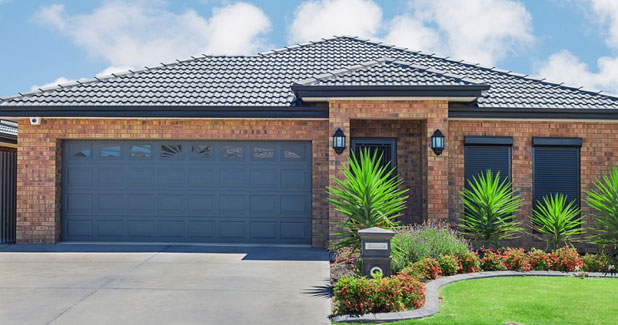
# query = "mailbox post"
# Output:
<box><xmin>358</xmin><ymin>227</ymin><xmax>395</xmax><ymax>278</ymax></box>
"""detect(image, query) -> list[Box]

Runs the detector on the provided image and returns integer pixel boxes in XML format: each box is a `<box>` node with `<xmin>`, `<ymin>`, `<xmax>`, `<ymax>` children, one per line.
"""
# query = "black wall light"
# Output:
<box><xmin>333</xmin><ymin>128</ymin><xmax>346</xmax><ymax>154</ymax></box>
<box><xmin>431</xmin><ymin>129</ymin><xmax>444</xmax><ymax>155</ymax></box>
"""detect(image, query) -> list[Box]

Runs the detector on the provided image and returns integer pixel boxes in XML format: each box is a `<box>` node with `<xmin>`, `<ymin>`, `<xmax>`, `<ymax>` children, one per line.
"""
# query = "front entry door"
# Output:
<box><xmin>351</xmin><ymin>138</ymin><xmax>397</xmax><ymax>175</ymax></box>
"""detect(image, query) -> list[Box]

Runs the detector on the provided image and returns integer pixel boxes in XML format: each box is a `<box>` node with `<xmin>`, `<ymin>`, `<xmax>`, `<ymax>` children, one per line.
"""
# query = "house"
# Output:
<box><xmin>1</xmin><ymin>36</ymin><xmax>617</xmax><ymax>248</ymax></box>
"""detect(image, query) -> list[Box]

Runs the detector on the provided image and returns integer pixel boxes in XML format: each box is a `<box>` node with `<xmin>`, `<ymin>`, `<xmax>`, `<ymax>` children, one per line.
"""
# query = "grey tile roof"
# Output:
<box><xmin>0</xmin><ymin>120</ymin><xmax>17</xmax><ymax>137</ymax></box>
<box><xmin>294</xmin><ymin>58</ymin><xmax>482</xmax><ymax>87</ymax></box>
<box><xmin>2</xmin><ymin>36</ymin><xmax>618</xmax><ymax>110</ymax></box>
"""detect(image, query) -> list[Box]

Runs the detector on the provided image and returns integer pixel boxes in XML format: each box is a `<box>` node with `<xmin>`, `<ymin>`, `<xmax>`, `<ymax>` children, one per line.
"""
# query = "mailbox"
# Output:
<box><xmin>358</xmin><ymin>227</ymin><xmax>395</xmax><ymax>278</ymax></box>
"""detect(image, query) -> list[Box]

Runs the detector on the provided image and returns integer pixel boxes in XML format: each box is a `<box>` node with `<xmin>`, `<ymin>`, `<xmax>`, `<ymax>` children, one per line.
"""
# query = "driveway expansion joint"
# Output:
<box><xmin>331</xmin><ymin>270</ymin><xmax>616</xmax><ymax>323</ymax></box>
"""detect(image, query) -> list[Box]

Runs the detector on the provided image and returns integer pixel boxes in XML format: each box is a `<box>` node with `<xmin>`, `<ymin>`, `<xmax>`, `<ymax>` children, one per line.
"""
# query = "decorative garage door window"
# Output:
<box><xmin>61</xmin><ymin>140</ymin><xmax>312</xmax><ymax>244</ymax></box>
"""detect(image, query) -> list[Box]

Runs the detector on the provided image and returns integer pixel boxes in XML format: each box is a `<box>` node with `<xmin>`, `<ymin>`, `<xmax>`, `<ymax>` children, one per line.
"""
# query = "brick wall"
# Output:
<box><xmin>350</xmin><ymin>119</ymin><xmax>425</xmax><ymax>224</ymax></box>
<box><xmin>449</xmin><ymin>119</ymin><xmax>618</xmax><ymax>250</ymax></box>
<box><xmin>17</xmin><ymin>118</ymin><xmax>330</xmax><ymax>247</ymax></box>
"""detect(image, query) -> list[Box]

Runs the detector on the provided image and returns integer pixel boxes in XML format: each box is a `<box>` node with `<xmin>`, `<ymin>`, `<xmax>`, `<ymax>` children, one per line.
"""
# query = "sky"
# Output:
<box><xmin>1</xmin><ymin>0</ymin><xmax>618</xmax><ymax>97</ymax></box>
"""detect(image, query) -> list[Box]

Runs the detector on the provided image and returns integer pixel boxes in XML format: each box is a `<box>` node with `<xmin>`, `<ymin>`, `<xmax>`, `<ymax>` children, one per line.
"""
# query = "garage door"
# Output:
<box><xmin>61</xmin><ymin>140</ymin><xmax>312</xmax><ymax>244</ymax></box>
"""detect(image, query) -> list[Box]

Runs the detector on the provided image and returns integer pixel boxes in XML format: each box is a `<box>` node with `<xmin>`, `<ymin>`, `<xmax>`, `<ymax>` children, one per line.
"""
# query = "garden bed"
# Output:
<box><xmin>332</xmin><ymin>272</ymin><xmax>618</xmax><ymax>323</ymax></box>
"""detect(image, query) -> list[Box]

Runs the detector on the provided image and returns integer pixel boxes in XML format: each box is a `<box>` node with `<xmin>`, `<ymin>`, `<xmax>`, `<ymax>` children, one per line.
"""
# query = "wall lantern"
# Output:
<box><xmin>431</xmin><ymin>129</ymin><xmax>445</xmax><ymax>155</ymax></box>
<box><xmin>332</xmin><ymin>128</ymin><xmax>346</xmax><ymax>154</ymax></box>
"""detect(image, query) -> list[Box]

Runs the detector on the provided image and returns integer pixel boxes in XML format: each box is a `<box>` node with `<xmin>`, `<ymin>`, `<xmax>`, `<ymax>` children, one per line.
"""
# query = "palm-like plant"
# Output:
<box><xmin>530</xmin><ymin>193</ymin><xmax>583</xmax><ymax>251</ymax></box>
<box><xmin>459</xmin><ymin>170</ymin><xmax>523</xmax><ymax>248</ymax></box>
<box><xmin>586</xmin><ymin>167</ymin><xmax>618</xmax><ymax>258</ymax></box>
<box><xmin>327</xmin><ymin>149</ymin><xmax>408</xmax><ymax>254</ymax></box>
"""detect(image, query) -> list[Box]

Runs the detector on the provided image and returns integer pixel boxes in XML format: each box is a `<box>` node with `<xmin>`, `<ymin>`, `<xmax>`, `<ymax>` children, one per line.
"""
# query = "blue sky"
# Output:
<box><xmin>1</xmin><ymin>0</ymin><xmax>618</xmax><ymax>97</ymax></box>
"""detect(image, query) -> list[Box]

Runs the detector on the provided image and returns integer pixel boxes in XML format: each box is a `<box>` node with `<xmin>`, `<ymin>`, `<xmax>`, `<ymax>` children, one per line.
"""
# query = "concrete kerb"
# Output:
<box><xmin>331</xmin><ymin>270</ymin><xmax>616</xmax><ymax>323</ymax></box>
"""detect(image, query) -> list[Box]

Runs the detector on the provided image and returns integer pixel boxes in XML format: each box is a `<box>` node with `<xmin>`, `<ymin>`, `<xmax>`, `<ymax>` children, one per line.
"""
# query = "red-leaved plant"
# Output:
<box><xmin>503</xmin><ymin>247</ymin><xmax>531</xmax><ymax>271</ymax></box>
<box><xmin>480</xmin><ymin>249</ymin><xmax>507</xmax><ymax>271</ymax></box>
<box><xmin>408</xmin><ymin>258</ymin><xmax>442</xmax><ymax>280</ymax></box>
<box><xmin>437</xmin><ymin>254</ymin><xmax>459</xmax><ymax>276</ymax></box>
<box><xmin>528</xmin><ymin>248</ymin><xmax>551</xmax><ymax>271</ymax></box>
<box><xmin>454</xmin><ymin>251</ymin><xmax>481</xmax><ymax>273</ymax></box>
<box><xmin>582</xmin><ymin>253</ymin><xmax>611</xmax><ymax>273</ymax></box>
<box><xmin>550</xmin><ymin>247</ymin><xmax>582</xmax><ymax>272</ymax></box>
<box><xmin>333</xmin><ymin>275</ymin><xmax>425</xmax><ymax>315</ymax></box>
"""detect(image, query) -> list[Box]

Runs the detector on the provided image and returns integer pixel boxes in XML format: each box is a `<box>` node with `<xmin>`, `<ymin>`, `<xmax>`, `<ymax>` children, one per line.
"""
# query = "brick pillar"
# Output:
<box><xmin>328</xmin><ymin>104</ymin><xmax>350</xmax><ymax>241</ymax></box>
<box><xmin>425</xmin><ymin>114</ymin><xmax>449</xmax><ymax>222</ymax></box>
<box><xmin>16</xmin><ymin>119</ymin><xmax>61</xmax><ymax>243</ymax></box>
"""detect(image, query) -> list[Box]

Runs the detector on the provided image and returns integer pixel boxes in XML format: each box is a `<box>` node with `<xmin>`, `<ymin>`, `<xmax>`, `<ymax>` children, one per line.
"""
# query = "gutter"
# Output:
<box><xmin>0</xmin><ymin>105</ymin><xmax>329</xmax><ymax>119</ymax></box>
<box><xmin>449</xmin><ymin>107</ymin><xmax>618</xmax><ymax>120</ymax></box>
<box><xmin>292</xmin><ymin>84</ymin><xmax>490</xmax><ymax>100</ymax></box>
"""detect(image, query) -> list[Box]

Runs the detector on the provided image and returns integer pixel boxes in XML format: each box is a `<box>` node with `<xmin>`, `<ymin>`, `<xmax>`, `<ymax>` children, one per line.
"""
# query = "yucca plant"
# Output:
<box><xmin>530</xmin><ymin>193</ymin><xmax>583</xmax><ymax>251</ymax></box>
<box><xmin>459</xmin><ymin>170</ymin><xmax>523</xmax><ymax>248</ymax></box>
<box><xmin>586</xmin><ymin>167</ymin><xmax>618</xmax><ymax>258</ymax></box>
<box><xmin>327</xmin><ymin>149</ymin><xmax>408</xmax><ymax>254</ymax></box>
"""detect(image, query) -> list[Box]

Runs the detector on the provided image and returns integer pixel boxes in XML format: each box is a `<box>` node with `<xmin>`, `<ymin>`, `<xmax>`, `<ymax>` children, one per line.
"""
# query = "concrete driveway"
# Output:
<box><xmin>0</xmin><ymin>244</ymin><xmax>331</xmax><ymax>325</ymax></box>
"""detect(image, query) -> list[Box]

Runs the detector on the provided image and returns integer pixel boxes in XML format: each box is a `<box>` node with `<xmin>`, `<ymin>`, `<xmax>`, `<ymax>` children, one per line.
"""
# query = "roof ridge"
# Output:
<box><xmin>293</xmin><ymin>57</ymin><xmax>484</xmax><ymax>86</ymax></box>
<box><xmin>335</xmin><ymin>36</ymin><xmax>618</xmax><ymax>102</ymax></box>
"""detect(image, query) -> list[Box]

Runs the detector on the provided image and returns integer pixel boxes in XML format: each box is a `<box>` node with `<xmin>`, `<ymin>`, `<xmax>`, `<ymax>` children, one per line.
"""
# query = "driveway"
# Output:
<box><xmin>0</xmin><ymin>244</ymin><xmax>331</xmax><ymax>325</ymax></box>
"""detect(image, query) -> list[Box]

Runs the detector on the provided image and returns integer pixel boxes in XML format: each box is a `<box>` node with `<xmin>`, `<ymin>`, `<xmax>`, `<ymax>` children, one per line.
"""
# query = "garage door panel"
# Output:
<box><xmin>126</xmin><ymin>220</ymin><xmax>155</xmax><ymax>237</ymax></box>
<box><xmin>158</xmin><ymin>194</ymin><xmax>186</xmax><ymax>215</ymax></box>
<box><xmin>188</xmin><ymin>194</ymin><xmax>218</xmax><ymax>214</ymax></box>
<box><xmin>66</xmin><ymin>219</ymin><xmax>92</xmax><ymax>238</ymax></box>
<box><xmin>127</xmin><ymin>168</ymin><xmax>155</xmax><ymax>186</ymax></box>
<box><xmin>97</xmin><ymin>194</ymin><xmax>124</xmax><ymax>214</ymax></box>
<box><xmin>97</xmin><ymin>220</ymin><xmax>124</xmax><ymax>237</ymax></box>
<box><xmin>66</xmin><ymin>167</ymin><xmax>93</xmax><ymax>186</ymax></box>
<box><xmin>62</xmin><ymin>140</ymin><xmax>312</xmax><ymax>244</ymax></box>
<box><xmin>188</xmin><ymin>221</ymin><xmax>216</xmax><ymax>238</ymax></box>
<box><xmin>65</xmin><ymin>193</ymin><xmax>93</xmax><ymax>215</ymax></box>
<box><xmin>219</xmin><ymin>221</ymin><xmax>245</xmax><ymax>238</ymax></box>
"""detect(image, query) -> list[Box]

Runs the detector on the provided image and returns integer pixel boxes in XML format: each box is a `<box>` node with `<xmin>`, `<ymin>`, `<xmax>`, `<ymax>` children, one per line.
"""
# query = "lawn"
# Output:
<box><xmin>395</xmin><ymin>276</ymin><xmax>618</xmax><ymax>325</ymax></box>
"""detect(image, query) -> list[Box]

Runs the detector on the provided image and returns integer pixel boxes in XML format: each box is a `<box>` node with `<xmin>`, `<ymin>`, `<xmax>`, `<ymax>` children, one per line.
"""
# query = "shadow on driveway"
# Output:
<box><xmin>0</xmin><ymin>243</ymin><xmax>330</xmax><ymax>261</ymax></box>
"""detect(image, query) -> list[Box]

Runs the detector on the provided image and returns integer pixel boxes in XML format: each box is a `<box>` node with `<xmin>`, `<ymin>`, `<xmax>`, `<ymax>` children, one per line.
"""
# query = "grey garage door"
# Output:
<box><xmin>62</xmin><ymin>140</ymin><xmax>312</xmax><ymax>244</ymax></box>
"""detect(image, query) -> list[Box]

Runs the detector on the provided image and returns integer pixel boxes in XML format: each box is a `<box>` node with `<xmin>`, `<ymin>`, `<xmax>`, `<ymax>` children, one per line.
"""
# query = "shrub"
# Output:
<box><xmin>454</xmin><ymin>250</ymin><xmax>481</xmax><ymax>273</ymax></box>
<box><xmin>333</xmin><ymin>275</ymin><xmax>425</xmax><ymax>315</ymax></box>
<box><xmin>550</xmin><ymin>247</ymin><xmax>583</xmax><ymax>272</ymax></box>
<box><xmin>459</xmin><ymin>170</ymin><xmax>523</xmax><ymax>248</ymax></box>
<box><xmin>391</xmin><ymin>222</ymin><xmax>470</xmax><ymax>273</ymax></box>
<box><xmin>405</xmin><ymin>258</ymin><xmax>442</xmax><ymax>280</ymax></box>
<box><xmin>327</xmin><ymin>149</ymin><xmax>408</xmax><ymax>254</ymax></box>
<box><xmin>438</xmin><ymin>254</ymin><xmax>459</xmax><ymax>276</ymax></box>
<box><xmin>586</xmin><ymin>166</ymin><xmax>618</xmax><ymax>259</ymax></box>
<box><xmin>502</xmin><ymin>247</ymin><xmax>531</xmax><ymax>271</ymax></box>
<box><xmin>582</xmin><ymin>253</ymin><xmax>611</xmax><ymax>273</ymax></box>
<box><xmin>481</xmin><ymin>249</ymin><xmax>507</xmax><ymax>271</ymax></box>
<box><xmin>396</xmin><ymin>271</ymin><xmax>426</xmax><ymax>310</ymax></box>
<box><xmin>333</xmin><ymin>276</ymin><xmax>403</xmax><ymax>315</ymax></box>
<box><xmin>528</xmin><ymin>248</ymin><xmax>551</xmax><ymax>271</ymax></box>
<box><xmin>530</xmin><ymin>193</ymin><xmax>583</xmax><ymax>251</ymax></box>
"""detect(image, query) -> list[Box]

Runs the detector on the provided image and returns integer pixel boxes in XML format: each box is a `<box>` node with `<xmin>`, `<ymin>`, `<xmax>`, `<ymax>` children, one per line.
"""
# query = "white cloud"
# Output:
<box><xmin>535</xmin><ymin>1</ymin><xmax>618</xmax><ymax>94</ymax></box>
<box><xmin>30</xmin><ymin>76</ymin><xmax>74</xmax><ymax>91</ymax></box>
<box><xmin>288</xmin><ymin>0</ymin><xmax>382</xmax><ymax>43</ymax></box>
<box><xmin>33</xmin><ymin>1</ymin><xmax>271</xmax><ymax>68</ymax></box>
<box><xmin>585</xmin><ymin>0</ymin><xmax>618</xmax><ymax>49</ymax></box>
<box><xmin>30</xmin><ymin>65</ymin><xmax>137</xmax><ymax>91</ymax></box>
<box><xmin>403</xmin><ymin>0</ymin><xmax>534</xmax><ymax>65</ymax></box>
<box><xmin>288</xmin><ymin>0</ymin><xmax>534</xmax><ymax>66</ymax></box>
<box><xmin>536</xmin><ymin>50</ymin><xmax>618</xmax><ymax>95</ymax></box>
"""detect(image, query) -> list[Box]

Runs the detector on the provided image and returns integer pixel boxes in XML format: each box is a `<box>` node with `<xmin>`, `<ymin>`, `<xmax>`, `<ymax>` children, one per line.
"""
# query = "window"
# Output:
<box><xmin>130</xmin><ymin>144</ymin><xmax>152</xmax><ymax>159</ymax></box>
<box><xmin>464</xmin><ymin>136</ymin><xmax>512</xmax><ymax>185</ymax></box>
<box><xmin>161</xmin><ymin>144</ymin><xmax>182</xmax><ymax>159</ymax></box>
<box><xmin>100</xmin><ymin>145</ymin><xmax>121</xmax><ymax>158</ymax></box>
<box><xmin>252</xmin><ymin>146</ymin><xmax>275</xmax><ymax>159</ymax></box>
<box><xmin>191</xmin><ymin>144</ymin><xmax>214</xmax><ymax>159</ymax></box>
<box><xmin>223</xmin><ymin>145</ymin><xmax>243</xmax><ymax>159</ymax></box>
<box><xmin>533</xmin><ymin>137</ymin><xmax>581</xmax><ymax>209</ymax></box>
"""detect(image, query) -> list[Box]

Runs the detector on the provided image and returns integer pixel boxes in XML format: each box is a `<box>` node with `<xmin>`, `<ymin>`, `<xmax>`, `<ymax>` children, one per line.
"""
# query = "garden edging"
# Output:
<box><xmin>331</xmin><ymin>270</ymin><xmax>615</xmax><ymax>323</ymax></box>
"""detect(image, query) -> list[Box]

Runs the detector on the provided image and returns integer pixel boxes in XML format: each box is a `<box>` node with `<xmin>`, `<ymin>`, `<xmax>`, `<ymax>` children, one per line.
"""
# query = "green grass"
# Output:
<box><xmin>395</xmin><ymin>277</ymin><xmax>618</xmax><ymax>325</ymax></box>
